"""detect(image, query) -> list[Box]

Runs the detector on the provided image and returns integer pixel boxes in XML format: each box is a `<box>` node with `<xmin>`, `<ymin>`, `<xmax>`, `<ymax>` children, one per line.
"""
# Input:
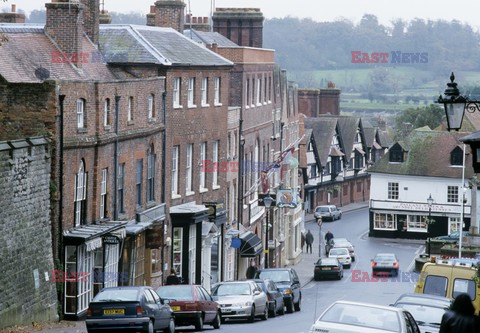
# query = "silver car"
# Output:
<box><xmin>314</xmin><ymin>205</ymin><xmax>342</xmax><ymax>221</ymax></box>
<box><xmin>211</xmin><ymin>281</ymin><xmax>269</xmax><ymax>323</ymax></box>
<box><xmin>332</xmin><ymin>238</ymin><xmax>356</xmax><ymax>262</ymax></box>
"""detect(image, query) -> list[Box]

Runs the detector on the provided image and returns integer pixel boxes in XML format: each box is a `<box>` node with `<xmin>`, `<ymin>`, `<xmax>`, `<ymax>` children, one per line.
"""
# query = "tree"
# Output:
<box><xmin>395</xmin><ymin>104</ymin><xmax>444</xmax><ymax>137</ymax></box>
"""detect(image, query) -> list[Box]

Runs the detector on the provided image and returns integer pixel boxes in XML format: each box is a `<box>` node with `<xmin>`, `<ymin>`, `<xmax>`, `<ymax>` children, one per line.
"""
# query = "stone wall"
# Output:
<box><xmin>0</xmin><ymin>137</ymin><xmax>58</xmax><ymax>328</ymax></box>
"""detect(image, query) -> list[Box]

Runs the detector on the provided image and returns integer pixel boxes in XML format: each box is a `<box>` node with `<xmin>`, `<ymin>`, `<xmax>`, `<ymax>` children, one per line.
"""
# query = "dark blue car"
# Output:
<box><xmin>86</xmin><ymin>286</ymin><xmax>175</xmax><ymax>333</ymax></box>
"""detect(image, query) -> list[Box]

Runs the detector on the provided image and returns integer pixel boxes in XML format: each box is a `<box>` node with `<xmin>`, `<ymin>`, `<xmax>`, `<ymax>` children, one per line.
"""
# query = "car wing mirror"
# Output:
<box><xmin>254</xmin><ymin>290</ymin><xmax>261</xmax><ymax>296</ymax></box>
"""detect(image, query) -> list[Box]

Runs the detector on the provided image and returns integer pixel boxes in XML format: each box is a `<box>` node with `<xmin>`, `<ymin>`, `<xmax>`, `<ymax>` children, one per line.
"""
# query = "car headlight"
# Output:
<box><xmin>283</xmin><ymin>288</ymin><xmax>292</xmax><ymax>295</ymax></box>
<box><xmin>245</xmin><ymin>301</ymin><xmax>253</xmax><ymax>306</ymax></box>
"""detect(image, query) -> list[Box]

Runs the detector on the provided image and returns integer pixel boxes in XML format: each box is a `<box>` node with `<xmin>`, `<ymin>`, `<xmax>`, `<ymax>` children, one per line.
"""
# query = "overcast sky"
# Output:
<box><xmin>6</xmin><ymin>0</ymin><xmax>480</xmax><ymax>29</ymax></box>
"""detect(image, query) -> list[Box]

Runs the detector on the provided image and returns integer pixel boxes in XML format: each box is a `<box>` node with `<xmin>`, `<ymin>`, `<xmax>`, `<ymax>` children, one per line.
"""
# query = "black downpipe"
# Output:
<box><xmin>236</xmin><ymin>114</ymin><xmax>244</xmax><ymax>280</ymax></box>
<box><xmin>161</xmin><ymin>90</ymin><xmax>167</xmax><ymax>281</ymax></box>
<box><xmin>113</xmin><ymin>96</ymin><xmax>120</xmax><ymax>220</ymax></box>
<box><xmin>58</xmin><ymin>94</ymin><xmax>65</xmax><ymax>318</ymax></box>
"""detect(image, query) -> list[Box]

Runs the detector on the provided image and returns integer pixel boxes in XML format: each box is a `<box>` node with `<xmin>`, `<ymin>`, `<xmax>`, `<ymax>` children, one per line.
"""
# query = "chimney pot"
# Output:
<box><xmin>192</xmin><ymin>17</ymin><xmax>197</xmax><ymax>24</ymax></box>
<box><xmin>150</xmin><ymin>5</ymin><xmax>156</xmax><ymax>13</ymax></box>
<box><xmin>204</xmin><ymin>17</ymin><xmax>208</xmax><ymax>23</ymax></box>
<box><xmin>11</xmin><ymin>4</ymin><xmax>16</xmax><ymax>13</ymax></box>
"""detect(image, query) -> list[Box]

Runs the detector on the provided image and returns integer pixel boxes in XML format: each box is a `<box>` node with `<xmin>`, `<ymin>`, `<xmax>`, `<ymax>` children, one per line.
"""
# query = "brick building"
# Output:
<box><xmin>298</xmin><ymin>86</ymin><xmax>341</xmax><ymax>117</ymax></box>
<box><xmin>212</xmin><ymin>8</ymin><xmax>264</xmax><ymax>48</ymax></box>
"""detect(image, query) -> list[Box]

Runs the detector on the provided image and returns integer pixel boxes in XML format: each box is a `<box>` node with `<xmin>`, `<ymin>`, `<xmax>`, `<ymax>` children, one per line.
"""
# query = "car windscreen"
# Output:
<box><xmin>424</xmin><ymin>275</ymin><xmax>448</xmax><ymax>297</ymax></box>
<box><xmin>157</xmin><ymin>286</ymin><xmax>193</xmax><ymax>300</ymax></box>
<box><xmin>94</xmin><ymin>289</ymin><xmax>139</xmax><ymax>302</ymax></box>
<box><xmin>257</xmin><ymin>270</ymin><xmax>291</xmax><ymax>284</ymax></box>
<box><xmin>374</xmin><ymin>255</ymin><xmax>395</xmax><ymax>262</ymax></box>
<box><xmin>212</xmin><ymin>283</ymin><xmax>251</xmax><ymax>296</ymax></box>
<box><xmin>396</xmin><ymin>303</ymin><xmax>445</xmax><ymax>327</ymax></box>
<box><xmin>330</xmin><ymin>249</ymin><xmax>348</xmax><ymax>256</ymax></box>
<box><xmin>318</xmin><ymin>207</ymin><xmax>329</xmax><ymax>212</ymax></box>
<box><xmin>320</xmin><ymin>303</ymin><xmax>400</xmax><ymax>332</ymax></box>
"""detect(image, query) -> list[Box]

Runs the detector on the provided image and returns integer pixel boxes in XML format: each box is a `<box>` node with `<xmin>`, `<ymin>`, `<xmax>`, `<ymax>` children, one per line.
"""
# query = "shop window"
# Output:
<box><xmin>134</xmin><ymin>233</ymin><xmax>145</xmax><ymax>285</ymax></box>
<box><xmin>173</xmin><ymin>228</ymin><xmax>183</xmax><ymax>278</ymax></box>
<box><xmin>374</xmin><ymin>213</ymin><xmax>396</xmax><ymax>230</ymax></box>
<box><xmin>189</xmin><ymin>224</ymin><xmax>196</xmax><ymax>284</ymax></box>
<box><xmin>151</xmin><ymin>248</ymin><xmax>162</xmax><ymax>275</ymax></box>
<box><xmin>407</xmin><ymin>215</ymin><xmax>427</xmax><ymax>232</ymax></box>
<box><xmin>104</xmin><ymin>244</ymin><xmax>119</xmax><ymax>288</ymax></box>
<box><xmin>448</xmin><ymin>217</ymin><xmax>461</xmax><ymax>234</ymax></box>
<box><xmin>64</xmin><ymin>246</ymin><xmax>77</xmax><ymax>314</ymax></box>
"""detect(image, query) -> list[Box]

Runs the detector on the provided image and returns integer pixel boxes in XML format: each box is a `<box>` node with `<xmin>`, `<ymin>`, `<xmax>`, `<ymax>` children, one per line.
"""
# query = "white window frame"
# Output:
<box><xmin>201</xmin><ymin>78</ymin><xmax>209</xmax><ymax>107</ymax></box>
<box><xmin>189</xmin><ymin>224</ymin><xmax>196</xmax><ymax>284</ymax></box>
<box><xmin>173</xmin><ymin>77</ymin><xmax>181</xmax><ymax>108</ymax></box>
<box><xmin>214</xmin><ymin>77</ymin><xmax>221</xmax><ymax>106</ymax></box>
<box><xmin>186</xmin><ymin>144</ymin><xmax>193</xmax><ymax>194</ymax></box>
<box><xmin>188</xmin><ymin>78</ymin><xmax>196</xmax><ymax>108</ymax></box>
<box><xmin>407</xmin><ymin>215</ymin><xmax>428</xmax><ymax>232</ymax></box>
<box><xmin>104</xmin><ymin>99</ymin><xmax>110</xmax><ymax>127</ymax></box>
<box><xmin>245</xmin><ymin>79</ymin><xmax>250</xmax><ymax>109</ymax></box>
<box><xmin>147</xmin><ymin>147</ymin><xmax>155</xmax><ymax>202</ymax></box>
<box><xmin>100</xmin><ymin>168</ymin><xmax>107</xmax><ymax>219</ymax></box>
<box><xmin>256</xmin><ymin>78</ymin><xmax>261</xmax><ymax>105</ymax></box>
<box><xmin>448</xmin><ymin>217</ymin><xmax>461</xmax><ymax>234</ymax></box>
<box><xmin>74</xmin><ymin>161</ymin><xmax>87</xmax><ymax>227</ymax></box>
<box><xmin>212</xmin><ymin>140</ymin><xmax>219</xmax><ymax>188</ymax></box>
<box><xmin>200</xmin><ymin>142</ymin><xmax>206</xmax><ymax>191</ymax></box>
<box><xmin>388</xmin><ymin>182</ymin><xmax>399</xmax><ymax>200</ymax></box>
<box><xmin>77</xmin><ymin>245</ymin><xmax>93</xmax><ymax>313</ymax></box>
<box><xmin>127</xmin><ymin>96</ymin><xmax>133</xmax><ymax>122</ymax></box>
<box><xmin>77</xmin><ymin>99</ymin><xmax>85</xmax><ymax>129</ymax></box>
<box><xmin>104</xmin><ymin>244</ymin><xmax>119</xmax><ymax>288</ymax></box>
<box><xmin>447</xmin><ymin>186</ymin><xmax>459</xmax><ymax>203</ymax></box>
<box><xmin>172</xmin><ymin>146</ymin><xmax>179</xmax><ymax>196</ymax></box>
<box><xmin>148</xmin><ymin>94</ymin><xmax>154</xmax><ymax>119</ymax></box>
<box><xmin>373</xmin><ymin>213</ymin><xmax>396</xmax><ymax>230</ymax></box>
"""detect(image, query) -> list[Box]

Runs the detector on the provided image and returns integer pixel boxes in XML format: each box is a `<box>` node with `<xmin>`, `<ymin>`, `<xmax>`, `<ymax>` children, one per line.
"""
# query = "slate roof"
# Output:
<box><xmin>99</xmin><ymin>25</ymin><xmax>233</xmax><ymax>67</ymax></box>
<box><xmin>368</xmin><ymin>129</ymin><xmax>474</xmax><ymax>179</ymax></box>
<box><xmin>0</xmin><ymin>24</ymin><xmax>115</xmax><ymax>83</ymax></box>
<box><xmin>304</xmin><ymin>117</ymin><xmax>341</xmax><ymax>166</ymax></box>
<box><xmin>183</xmin><ymin>29</ymin><xmax>238</xmax><ymax>47</ymax></box>
<box><xmin>319</xmin><ymin>115</ymin><xmax>362</xmax><ymax>157</ymax></box>
<box><xmin>363</xmin><ymin>120</ymin><xmax>375</xmax><ymax>149</ymax></box>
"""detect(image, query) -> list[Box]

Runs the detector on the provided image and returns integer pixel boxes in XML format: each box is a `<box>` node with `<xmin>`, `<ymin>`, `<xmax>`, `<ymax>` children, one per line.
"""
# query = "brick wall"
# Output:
<box><xmin>298</xmin><ymin>88</ymin><xmax>340</xmax><ymax>117</ymax></box>
<box><xmin>148</xmin><ymin>0</ymin><xmax>186</xmax><ymax>33</ymax></box>
<box><xmin>80</xmin><ymin>0</ymin><xmax>100</xmax><ymax>44</ymax></box>
<box><xmin>212</xmin><ymin>8</ymin><xmax>264</xmax><ymax>48</ymax></box>
<box><xmin>0</xmin><ymin>138</ymin><xmax>58</xmax><ymax>328</ymax></box>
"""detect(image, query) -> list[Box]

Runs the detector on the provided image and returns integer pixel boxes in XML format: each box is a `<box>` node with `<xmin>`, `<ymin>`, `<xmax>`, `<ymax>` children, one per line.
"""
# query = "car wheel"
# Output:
<box><xmin>352</xmin><ymin>256</ymin><xmax>355</xmax><ymax>262</ymax></box>
<box><xmin>286</xmin><ymin>300</ymin><xmax>294</xmax><ymax>313</ymax></box>
<box><xmin>194</xmin><ymin>315</ymin><xmax>204</xmax><ymax>331</ymax></box>
<box><xmin>294</xmin><ymin>298</ymin><xmax>301</xmax><ymax>312</ymax></box>
<box><xmin>163</xmin><ymin>317</ymin><xmax>175</xmax><ymax>333</ymax></box>
<box><xmin>261</xmin><ymin>304</ymin><xmax>268</xmax><ymax>320</ymax></box>
<box><xmin>147</xmin><ymin>320</ymin><xmax>154</xmax><ymax>333</ymax></box>
<box><xmin>345</xmin><ymin>264</ymin><xmax>351</xmax><ymax>269</ymax></box>
<box><xmin>212</xmin><ymin>312</ymin><xmax>221</xmax><ymax>329</ymax></box>
<box><xmin>248</xmin><ymin>305</ymin><xmax>255</xmax><ymax>323</ymax></box>
<box><xmin>279</xmin><ymin>303</ymin><xmax>285</xmax><ymax>315</ymax></box>
<box><xmin>270</xmin><ymin>301</ymin><xmax>277</xmax><ymax>317</ymax></box>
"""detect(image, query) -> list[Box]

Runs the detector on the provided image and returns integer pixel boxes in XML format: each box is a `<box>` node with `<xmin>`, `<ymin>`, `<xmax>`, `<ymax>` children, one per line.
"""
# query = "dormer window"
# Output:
<box><xmin>389</xmin><ymin>143</ymin><xmax>404</xmax><ymax>163</ymax></box>
<box><xmin>451</xmin><ymin>146</ymin><xmax>463</xmax><ymax>166</ymax></box>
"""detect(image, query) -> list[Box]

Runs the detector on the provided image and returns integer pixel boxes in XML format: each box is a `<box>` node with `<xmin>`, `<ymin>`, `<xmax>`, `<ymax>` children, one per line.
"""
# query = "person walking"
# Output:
<box><xmin>305</xmin><ymin>230</ymin><xmax>314</xmax><ymax>254</ymax></box>
<box><xmin>165</xmin><ymin>268</ymin><xmax>181</xmax><ymax>285</ymax></box>
<box><xmin>439</xmin><ymin>293</ymin><xmax>480</xmax><ymax>333</ymax></box>
<box><xmin>325</xmin><ymin>230</ymin><xmax>334</xmax><ymax>243</ymax></box>
<box><xmin>246</xmin><ymin>259</ymin><xmax>257</xmax><ymax>279</ymax></box>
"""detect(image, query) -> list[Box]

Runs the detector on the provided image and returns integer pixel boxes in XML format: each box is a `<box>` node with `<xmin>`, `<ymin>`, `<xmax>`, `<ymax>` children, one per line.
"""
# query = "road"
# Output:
<box><xmin>188</xmin><ymin>207</ymin><xmax>424</xmax><ymax>333</ymax></box>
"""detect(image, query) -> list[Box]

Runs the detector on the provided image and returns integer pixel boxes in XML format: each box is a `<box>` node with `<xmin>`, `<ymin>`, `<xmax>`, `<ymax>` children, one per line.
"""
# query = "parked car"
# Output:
<box><xmin>392</xmin><ymin>293</ymin><xmax>451</xmax><ymax>333</ymax></box>
<box><xmin>211</xmin><ymin>281</ymin><xmax>268</xmax><ymax>323</ymax></box>
<box><xmin>254</xmin><ymin>268</ymin><xmax>301</xmax><ymax>313</ymax></box>
<box><xmin>156</xmin><ymin>284</ymin><xmax>221</xmax><ymax>330</ymax></box>
<box><xmin>309</xmin><ymin>301</ymin><xmax>420</xmax><ymax>333</ymax></box>
<box><xmin>86</xmin><ymin>286</ymin><xmax>175</xmax><ymax>333</ymax></box>
<box><xmin>314</xmin><ymin>257</ymin><xmax>343</xmax><ymax>280</ymax></box>
<box><xmin>432</xmin><ymin>231</ymin><xmax>471</xmax><ymax>242</ymax></box>
<box><xmin>328</xmin><ymin>247</ymin><xmax>351</xmax><ymax>268</ymax></box>
<box><xmin>314</xmin><ymin>205</ymin><xmax>342</xmax><ymax>221</ymax></box>
<box><xmin>372</xmin><ymin>253</ymin><xmax>399</xmax><ymax>277</ymax></box>
<box><xmin>253</xmin><ymin>279</ymin><xmax>285</xmax><ymax>316</ymax></box>
<box><xmin>331</xmin><ymin>238</ymin><xmax>356</xmax><ymax>262</ymax></box>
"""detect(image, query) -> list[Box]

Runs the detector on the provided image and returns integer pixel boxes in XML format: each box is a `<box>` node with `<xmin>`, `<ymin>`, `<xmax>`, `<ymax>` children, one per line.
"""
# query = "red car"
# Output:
<box><xmin>157</xmin><ymin>284</ymin><xmax>221</xmax><ymax>331</ymax></box>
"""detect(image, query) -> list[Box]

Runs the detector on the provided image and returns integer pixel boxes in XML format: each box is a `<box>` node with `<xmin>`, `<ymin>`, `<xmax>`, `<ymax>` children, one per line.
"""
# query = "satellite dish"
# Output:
<box><xmin>34</xmin><ymin>67</ymin><xmax>50</xmax><ymax>81</ymax></box>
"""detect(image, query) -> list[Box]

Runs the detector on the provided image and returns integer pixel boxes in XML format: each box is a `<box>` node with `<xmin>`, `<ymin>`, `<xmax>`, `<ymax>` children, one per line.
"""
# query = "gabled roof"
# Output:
<box><xmin>363</xmin><ymin>120</ymin><xmax>376</xmax><ymax>149</ymax></box>
<box><xmin>319</xmin><ymin>115</ymin><xmax>361</xmax><ymax>157</ymax></box>
<box><xmin>369</xmin><ymin>129</ymin><xmax>474</xmax><ymax>178</ymax></box>
<box><xmin>304</xmin><ymin>117</ymin><xmax>341</xmax><ymax>166</ymax></box>
<box><xmin>183</xmin><ymin>29</ymin><xmax>238</xmax><ymax>47</ymax></box>
<box><xmin>99</xmin><ymin>25</ymin><xmax>233</xmax><ymax>67</ymax></box>
<box><xmin>0</xmin><ymin>24</ymin><xmax>116</xmax><ymax>83</ymax></box>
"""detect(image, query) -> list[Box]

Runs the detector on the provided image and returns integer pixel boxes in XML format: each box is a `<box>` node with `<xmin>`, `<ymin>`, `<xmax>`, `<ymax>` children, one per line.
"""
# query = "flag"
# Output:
<box><xmin>261</xmin><ymin>171</ymin><xmax>269</xmax><ymax>193</ymax></box>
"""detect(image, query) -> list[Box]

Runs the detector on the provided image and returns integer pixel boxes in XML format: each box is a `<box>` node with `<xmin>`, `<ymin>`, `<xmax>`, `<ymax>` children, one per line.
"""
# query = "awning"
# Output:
<box><xmin>239</xmin><ymin>231</ymin><xmax>263</xmax><ymax>257</ymax></box>
<box><xmin>63</xmin><ymin>221</ymin><xmax>127</xmax><ymax>249</ymax></box>
<box><xmin>126</xmin><ymin>221</ymin><xmax>155</xmax><ymax>235</ymax></box>
<box><xmin>330</xmin><ymin>147</ymin><xmax>344</xmax><ymax>157</ymax></box>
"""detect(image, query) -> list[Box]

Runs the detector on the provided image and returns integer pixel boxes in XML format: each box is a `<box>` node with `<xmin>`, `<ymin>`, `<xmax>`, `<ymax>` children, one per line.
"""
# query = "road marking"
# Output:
<box><xmin>406</xmin><ymin>245</ymin><xmax>424</xmax><ymax>272</ymax></box>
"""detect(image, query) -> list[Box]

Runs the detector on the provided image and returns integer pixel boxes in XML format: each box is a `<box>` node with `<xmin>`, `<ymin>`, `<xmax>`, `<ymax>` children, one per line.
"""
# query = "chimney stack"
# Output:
<box><xmin>0</xmin><ymin>3</ymin><xmax>26</xmax><ymax>23</ymax></box>
<box><xmin>45</xmin><ymin>0</ymin><xmax>84</xmax><ymax>67</ymax></box>
<box><xmin>212</xmin><ymin>8</ymin><xmax>264</xmax><ymax>48</ymax></box>
<box><xmin>79</xmin><ymin>0</ymin><xmax>100</xmax><ymax>44</ymax></box>
<box><xmin>147</xmin><ymin>0</ymin><xmax>186</xmax><ymax>33</ymax></box>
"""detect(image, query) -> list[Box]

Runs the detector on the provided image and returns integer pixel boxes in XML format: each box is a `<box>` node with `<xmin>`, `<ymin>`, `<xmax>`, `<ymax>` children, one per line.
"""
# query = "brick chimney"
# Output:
<box><xmin>99</xmin><ymin>9</ymin><xmax>112</xmax><ymax>24</ymax></box>
<box><xmin>212</xmin><ymin>8</ymin><xmax>264</xmax><ymax>48</ymax></box>
<box><xmin>147</xmin><ymin>0</ymin><xmax>186</xmax><ymax>33</ymax></box>
<box><xmin>45</xmin><ymin>0</ymin><xmax>84</xmax><ymax>67</ymax></box>
<box><xmin>80</xmin><ymin>0</ymin><xmax>100</xmax><ymax>44</ymax></box>
<box><xmin>0</xmin><ymin>4</ymin><xmax>26</xmax><ymax>23</ymax></box>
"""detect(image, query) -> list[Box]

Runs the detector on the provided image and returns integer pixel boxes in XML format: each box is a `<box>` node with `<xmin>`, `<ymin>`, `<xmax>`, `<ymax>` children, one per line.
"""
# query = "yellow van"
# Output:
<box><xmin>414</xmin><ymin>258</ymin><xmax>480</xmax><ymax>315</ymax></box>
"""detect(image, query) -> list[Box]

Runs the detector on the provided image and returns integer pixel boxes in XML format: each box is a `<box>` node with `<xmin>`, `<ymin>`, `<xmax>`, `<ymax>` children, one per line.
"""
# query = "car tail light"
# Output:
<box><xmin>87</xmin><ymin>307</ymin><xmax>92</xmax><ymax>318</ymax></box>
<box><xmin>371</xmin><ymin>261</ymin><xmax>377</xmax><ymax>267</ymax></box>
<box><xmin>333</xmin><ymin>267</ymin><xmax>340</xmax><ymax>270</ymax></box>
<box><xmin>136</xmin><ymin>306</ymin><xmax>143</xmax><ymax>316</ymax></box>
<box><xmin>393</xmin><ymin>261</ymin><xmax>399</xmax><ymax>268</ymax></box>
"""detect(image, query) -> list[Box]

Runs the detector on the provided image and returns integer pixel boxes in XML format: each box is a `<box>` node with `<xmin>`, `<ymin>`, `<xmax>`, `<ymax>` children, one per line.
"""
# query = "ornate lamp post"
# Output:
<box><xmin>263</xmin><ymin>195</ymin><xmax>273</xmax><ymax>268</ymax></box>
<box><xmin>426</xmin><ymin>194</ymin><xmax>434</xmax><ymax>256</ymax></box>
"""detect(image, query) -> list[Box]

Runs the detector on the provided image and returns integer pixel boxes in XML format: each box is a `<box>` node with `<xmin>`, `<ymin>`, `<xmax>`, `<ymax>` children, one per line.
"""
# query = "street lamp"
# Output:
<box><xmin>263</xmin><ymin>195</ymin><xmax>273</xmax><ymax>269</ymax></box>
<box><xmin>426</xmin><ymin>194</ymin><xmax>434</xmax><ymax>256</ymax></box>
<box><xmin>437</xmin><ymin>73</ymin><xmax>469</xmax><ymax>131</ymax></box>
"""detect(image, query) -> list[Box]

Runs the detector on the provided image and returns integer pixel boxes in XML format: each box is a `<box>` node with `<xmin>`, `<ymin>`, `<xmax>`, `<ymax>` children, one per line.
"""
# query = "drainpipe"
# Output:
<box><xmin>161</xmin><ymin>88</ymin><xmax>167</xmax><ymax>282</ymax></box>
<box><xmin>236</xmin><ymin>114</ymin><xmax>244</xmax><ymax>280</ymax></box>
<box><xmin>113</xmin><ymin>95</ymin><xmax>120</xmax><ymax>220</ymax></box>
<box><xmin>58</xmin><ymin>93</ymin><xmax>65</xmax><ymax>318</ymax></box>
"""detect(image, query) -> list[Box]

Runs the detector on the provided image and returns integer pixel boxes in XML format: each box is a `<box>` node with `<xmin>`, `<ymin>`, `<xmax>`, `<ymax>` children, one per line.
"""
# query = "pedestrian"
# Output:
<box><xmin>165</xmin><ymin>268</ymin><xmax>181</xmax><ymax>285</ymax></box>
<box><xmin>301</xmin><ymin>231</ymin><xmax>306</xmax><ymax>252</ymax></box>
<box><xmin>246</xmin><ymin>259</ymin><xmax>257</xmax><ymax>279</ymax></box>
<box><xmin>305</xmin><ymin>230</ymin><xmax>314</xmax><ymax>254</ymax></box>
<box><xmin>439</xmin><ymin>293</ymin><xmax>480</xmax><ymax>333</ymax></box>
<box><xmin>325</xmin><ymin>230</ymin><xmax>334</xmax><ymax>243</ymax></box>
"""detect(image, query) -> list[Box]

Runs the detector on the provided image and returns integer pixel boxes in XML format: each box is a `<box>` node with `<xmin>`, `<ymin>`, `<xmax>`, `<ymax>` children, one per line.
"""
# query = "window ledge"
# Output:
<box><xmin>245</xmin><ymin>105</ymin><xmax>250</xmax><ymax>109</ymax></box>
<box><xmin>201</xmin><ymin>103</ymin><xmax>210</xmax><ymax>108</ymax></box>
<box><xmin>407</xmin><ymin>229</ymin><xmax>428</xmax><ymax>233</ymax></box>
<box><xmin>127</xmin><ymin>120</ymin><xmax>134</xmax><ymax>126</ymax></box>
<box><xmin>187</xmin><ymin>104</ymin><xmax>197</xmax><ymax>109</ymax></box>
<box><xmin>263</xmin><ymin>102</ymin><xmax>268</xmax><ymax>105</ymax></box>
<box><xmin>199</xmin><ymin>188</ymin><xmax>208</xmax><ymax>193</ymax></box>
<box><xmin>171</xmin><ymin>194</ymin><xmax>181</xmax><ymax>199</ymax></box>
<box><xmin>212</xmin><ymin>185</ymin><xmax>221</xmax><ymax>190</ymax></box>
<box><xmin>186</xmin><ymin>191</ymin><xmax>196</xmax><ymax>197</ymax></box>
<box><xmin>256</xmin><ymin>103</ymin><xmax>263</xmax><ymax>107</ymax></box>
<box><xmin>268</xmin><ymin>101</ymin><xmax>272</xmax><ymax>104</ymax></box>
<box><xmin>148</xmin><ymin>117</ymin><xmax>156</xmax><ymax>123</ymax></box>
<box><xmin>77</xmin><ymin>128</ymin><xmax>87</xmax><ymax>134</ymax></box>
<box><xmin>214</xmin><ymin>102</ymin><xmax>223</xmax><ymax>107</ymax></box>
<box><xmin>104</xmin><ymin>125</ymin><xmax>111</xmax><ymax>131</ymax></box>
<box><xmin>174</xmin><ymin>105</ymin><xmax>183</xmax><ymax>109</ymax></box>
<box><xmin>250</xmin><ymin>104</ymin><xmax>255</xmax><ymax>108</ymax></box>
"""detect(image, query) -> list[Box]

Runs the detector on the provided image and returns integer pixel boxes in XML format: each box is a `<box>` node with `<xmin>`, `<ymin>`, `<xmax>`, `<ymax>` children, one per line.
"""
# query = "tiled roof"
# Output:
<box><xmin>0</xmin><ymin>24</ymin><xmax>115</xmax><ymax>83</ymax></box>
<box><xmin>183</xmin><ymin>29</ymin><xmax>238</xmax><ymax>47</ymax></box>
<box><xmin>368</xmin><ymin>129</ymin><xmax>474</xmax><ymax>178</ymax></box>
<box><xmin>319</xmin><ymin>115</ymin><xmax>361</xmax><ymax>157</ymax></box>
<box><xmin>99</xmin><ymin>25</ymin><xmax>233</xmax><ymax>67</ymax></box>
<box><xmin>304</xmin><ymin>117</ymin><xmax>340</xmax><ymax>166</ymax></box>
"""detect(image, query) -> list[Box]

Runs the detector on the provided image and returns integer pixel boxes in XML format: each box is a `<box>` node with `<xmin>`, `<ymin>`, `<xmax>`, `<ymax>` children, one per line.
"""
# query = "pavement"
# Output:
<box><xmin>290</xmin><ymin>201</ymin><xmax>369</xmax><ymax>287</ymax></box>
